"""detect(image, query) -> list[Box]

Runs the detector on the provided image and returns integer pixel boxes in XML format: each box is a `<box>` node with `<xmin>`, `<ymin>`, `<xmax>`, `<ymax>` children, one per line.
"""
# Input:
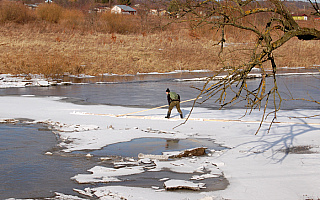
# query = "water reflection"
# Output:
<box><xmin>165</xmin><ymin>139</ymin><xmax>180</xmax><ymax>149</ymax></box>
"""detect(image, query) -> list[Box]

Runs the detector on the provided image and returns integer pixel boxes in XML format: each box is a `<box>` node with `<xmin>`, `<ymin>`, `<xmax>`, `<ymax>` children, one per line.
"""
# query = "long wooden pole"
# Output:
<box><xmin>116</xmin><ymin>97</ymin><xmax>202</xmax><ymax>117</ymax></box>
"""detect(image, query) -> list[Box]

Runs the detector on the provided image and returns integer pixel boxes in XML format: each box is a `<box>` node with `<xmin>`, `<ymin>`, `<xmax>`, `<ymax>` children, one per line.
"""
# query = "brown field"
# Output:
<box><xmin>0</xmin><ymin>1</ymin><xmax>319</xmax><ymax>76</ymax></box>
<box><xmin>0</xmin><ymin>23</ymin><xmax>224</xmax><ymax>76</ymax></box>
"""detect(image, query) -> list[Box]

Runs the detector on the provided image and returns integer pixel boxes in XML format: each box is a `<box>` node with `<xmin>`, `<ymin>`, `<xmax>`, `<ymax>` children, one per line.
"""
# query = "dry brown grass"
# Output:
<box><xmin>1</xmin><ymin>23</ymin><xmax>319</xmax><ymax>76</ymax></box>
<box><xmin>0</xmin><ymin>3</ymin><xmax>319</xmax><ymax>76</ymax></box>
<box><xmin>274</xmin><ymin>38</ymin><xmax>320</xmax><ymax>68</ymax></box>
<box><xmin>0</xmin><ymin>24</ymin><xmax>222</xmax><ymax>76</ymax></box>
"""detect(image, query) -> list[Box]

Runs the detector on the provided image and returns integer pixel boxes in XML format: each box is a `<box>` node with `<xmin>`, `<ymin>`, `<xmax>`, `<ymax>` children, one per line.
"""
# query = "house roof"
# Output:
<box><xmin>114</xmin><ymin>5</ymin><xmax>136</xmax><ymax>12</ymax></box>
<box><xmin>292</xmin><ymin>14</ymin><xmax>308</xmax><ymax>16</ymax></box>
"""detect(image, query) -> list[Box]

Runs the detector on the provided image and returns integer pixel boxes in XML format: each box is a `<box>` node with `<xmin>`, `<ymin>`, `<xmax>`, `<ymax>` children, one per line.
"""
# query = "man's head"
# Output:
<box><xmin>166</xmin><ymin>88</ymin><xmax>170</xmax><ymax>94</ymax></box>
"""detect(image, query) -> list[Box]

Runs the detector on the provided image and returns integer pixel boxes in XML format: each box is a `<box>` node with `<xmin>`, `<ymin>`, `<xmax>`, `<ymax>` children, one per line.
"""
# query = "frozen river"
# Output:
<box><xmin>0</xmin><ymin>69</ymin><xmax>319</xmax><ymax>199</ymax></box>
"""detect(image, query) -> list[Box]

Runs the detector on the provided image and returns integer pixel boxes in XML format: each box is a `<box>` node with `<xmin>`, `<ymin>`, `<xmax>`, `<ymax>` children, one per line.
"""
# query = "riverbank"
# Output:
<box><xmin>1</xmin><ymin>95</ymin><xmax>320</xmax><ymax>200</ymax></box>
<box><xmin>1</xmin><ymin>23</ymin><xmax>320</xmax><ymax>76</ymax></box>
<box><xmin>0</xmin><ymin>24</ymin><xmax>221</xmax><ymax>76</ymax></box>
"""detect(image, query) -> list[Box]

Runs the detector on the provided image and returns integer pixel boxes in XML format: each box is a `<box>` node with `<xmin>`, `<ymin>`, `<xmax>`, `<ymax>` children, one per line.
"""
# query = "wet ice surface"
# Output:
<box><xmin>0</xmin><ymin>123</ymin><xmax>97</xmax><ymax>199</ymax></box>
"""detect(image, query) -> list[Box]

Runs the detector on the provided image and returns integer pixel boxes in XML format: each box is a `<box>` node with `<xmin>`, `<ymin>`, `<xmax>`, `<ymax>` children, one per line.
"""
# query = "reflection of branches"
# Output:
<box><xmin>174</xmin><ymin>0</ymin><xmax>320</xmax><ymax>133</ymax></box>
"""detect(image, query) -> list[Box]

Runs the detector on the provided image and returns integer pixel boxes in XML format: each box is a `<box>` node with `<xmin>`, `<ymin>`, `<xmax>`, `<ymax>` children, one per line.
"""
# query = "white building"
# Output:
<box><xmin>111</xmin><ymin>5</ymin><xmax>137</xmax><ymax>15</ymax></box>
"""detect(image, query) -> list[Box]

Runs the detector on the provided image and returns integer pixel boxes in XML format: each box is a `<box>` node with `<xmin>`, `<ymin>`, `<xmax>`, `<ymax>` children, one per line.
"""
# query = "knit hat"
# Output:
<box><xmin>166</xmin><ymin>88</ymin><xmax>170</xmax><ymax>92</ymax></box>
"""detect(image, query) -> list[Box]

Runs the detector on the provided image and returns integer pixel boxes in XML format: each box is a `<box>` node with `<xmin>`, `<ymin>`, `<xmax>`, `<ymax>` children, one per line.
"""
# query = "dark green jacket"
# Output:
<box><xmin>167</xmin><ymin>92</ymin><xmax>180</xmax><ymax>105</ymax></box>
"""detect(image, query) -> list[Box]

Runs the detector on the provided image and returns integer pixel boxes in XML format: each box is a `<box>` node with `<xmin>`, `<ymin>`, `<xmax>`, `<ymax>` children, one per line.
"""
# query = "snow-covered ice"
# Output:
<box><xmin>1</xmin><ymin>95</ymin><xmax>320</xmax><ymax>200</ymax></box>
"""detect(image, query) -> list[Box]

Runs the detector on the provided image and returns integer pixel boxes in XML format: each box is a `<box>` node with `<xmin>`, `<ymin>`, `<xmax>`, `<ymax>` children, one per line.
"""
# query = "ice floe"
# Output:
<box><xmin>1</xmin><ymin>95</ymin><xmax>320</xmax><ymax>200</ymax></box>
<box><xmin>163</xmin><ymin>179</ymin><xmax>206</xmax><ymax>190</ymax></box>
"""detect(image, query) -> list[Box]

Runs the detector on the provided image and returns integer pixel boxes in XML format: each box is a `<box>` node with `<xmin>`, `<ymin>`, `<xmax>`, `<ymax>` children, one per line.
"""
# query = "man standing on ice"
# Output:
<box><xmin>165</xmin><ymin>88</ymin><xmax>183</xmax><ymax>119</ymax></box>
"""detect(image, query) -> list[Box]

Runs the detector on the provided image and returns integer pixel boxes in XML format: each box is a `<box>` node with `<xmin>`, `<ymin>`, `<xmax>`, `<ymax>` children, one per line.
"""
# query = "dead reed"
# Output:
<box><xmin>0</xmin><ymin>1</ymin><xmax>319</xmax><ymax>76</ymax></box>
<box><xmin>0</xmin><ymin>24</ymin><xmax>223</xmax><ymax>76</ymax></box>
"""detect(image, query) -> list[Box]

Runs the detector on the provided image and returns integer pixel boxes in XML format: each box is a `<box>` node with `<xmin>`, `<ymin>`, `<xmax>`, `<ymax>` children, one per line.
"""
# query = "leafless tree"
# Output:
<box><xmin>172</xmin><ymin>0</ymin><xmax>320</xmax><ymax>133</ymax></box>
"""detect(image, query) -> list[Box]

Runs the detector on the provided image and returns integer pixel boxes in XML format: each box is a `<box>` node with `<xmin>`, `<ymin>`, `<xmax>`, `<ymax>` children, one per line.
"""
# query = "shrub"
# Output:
<box><xmin>0</xmin><ymin>1</ymin><xmax>35</xmax><ymax>24</ymax></box>
<box><xmin>37</xmin><ymin>3</ymin><xmax>63</xmax><ymax>23</ymax></box>
<box><xmin>61</xmin><ymin>9</ymin><xmax>85</xmax><ymax>29</ymax></box>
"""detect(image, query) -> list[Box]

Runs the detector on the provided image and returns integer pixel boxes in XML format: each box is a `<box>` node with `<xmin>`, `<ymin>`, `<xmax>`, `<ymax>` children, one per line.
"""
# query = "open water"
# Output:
<box><xmin>0</xmin><ymin>69</ymin><xmax>319</xmax><ymax>110</ymax></box>
<box><xmin>0</xmin><ymin>123</ymin><xmax>97</xmax><ymax>199</ymax></box>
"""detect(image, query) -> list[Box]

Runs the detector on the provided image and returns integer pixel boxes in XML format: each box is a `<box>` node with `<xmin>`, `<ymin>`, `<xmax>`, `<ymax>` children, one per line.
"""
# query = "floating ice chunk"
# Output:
<box><xmin>21</xmin><ymin>95</ymin><xmax>36</xmax><ymax>97</ymax></box>
<box><xmin>100</xmin><ymin>157</ymin><xmax>112</xmax><ymax>161</ymax></box>
<box><xmin>59</xmin><ymin>82</ymin><xmax>72</xmax><ymax>85</ymax></box>
<box><xmin>73</xmin><ymin>188</ymin><xmax>94</xmax><ymax>197</ymax></box>
<box><xmin>76</xmin><ymin>187</ymin><xmax>127</xmax><ymax>200</ymax></box>
<box><xmin>45</xmin><ymin>152</ymin><xmax>53</xmax><ymax>155</ymax></box>
<box><xmin>138</xmin><ymin>153</ymin><xmax>169</xmax><ymax>160</ymax></box>
<box><xmin>190</xmin><ymin>173</ymin><xmax>220</xmax><ymax>180</ymax></box>
<box><xmin>159</xmin><ymin>177</ymin><xmax>170</xmax><ymax>181</ymax></box>
<box><xmin>51</xmin><ymin>192</ymin><xmax>88</xmax><ymax>199</ymax></box>
<box><xmin>164</xmin><ymin>179</ymin><xmax>206</xmax><ymax>191</ymax></box>
<box><xmin>139</xmin><ymin>158</ymin><xmax>153</xmax><ymax>164</ymax></box>
<box><xmin>86</xmin><ymin>153</ymin><xmax>93</xmax><ymax>158</ymax></box>
<box><xmin>72</xmin><ymin>166</ymin><xmax>145</xmax><ymax>184</ymax></box>
<box><xmin>37</xmin><ymin>80</ymin><xmax>50</xmax><ymax>87</ymax></box>
<box><xmin>152</xmin><ymin>186</ymin><xmax>160</xmax><ymax>190</ymax></box>
<box><xmin>127</xmin><ymin>158</ymin><xmax>136</xmax><ymax>162</ymax></box>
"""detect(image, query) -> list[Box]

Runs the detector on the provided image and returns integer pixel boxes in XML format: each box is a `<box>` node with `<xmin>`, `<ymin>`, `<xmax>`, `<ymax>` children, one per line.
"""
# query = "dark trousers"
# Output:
<box><xmin>168</xmin><ymin>101</ymin><xmax>182</xmax><ymax>115</ymax></box>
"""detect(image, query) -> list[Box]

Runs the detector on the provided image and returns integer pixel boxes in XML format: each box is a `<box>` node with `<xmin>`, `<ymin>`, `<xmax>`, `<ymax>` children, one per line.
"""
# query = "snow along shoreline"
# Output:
<box><xmin>1</xmin><ymin>69</ymin><xmax>319</xmax><ymax>88</ymax></box>
<box><xmin>1</xmin><ymin>95</ymin><xmax>320</xmax><ymax>200</ymax></box>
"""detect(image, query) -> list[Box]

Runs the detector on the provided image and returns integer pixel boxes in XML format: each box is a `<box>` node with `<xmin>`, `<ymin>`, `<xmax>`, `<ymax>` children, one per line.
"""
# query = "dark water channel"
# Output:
<box><xmin>1</xmin><ymin>70</ymin><xmax>320</xmax><ymax>109</ymax></box>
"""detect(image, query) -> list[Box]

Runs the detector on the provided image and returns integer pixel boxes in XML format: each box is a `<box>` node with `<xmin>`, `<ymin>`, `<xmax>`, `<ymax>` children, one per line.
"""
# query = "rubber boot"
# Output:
<box><xmin>180</xmin><ymin>113</ymin><xmax>183</xmax><ymax>119</ymax></box>
<box><xmin>165</xmin><ymin>112</ymin><xmax>170</xmax><ymax>119</ymax></box>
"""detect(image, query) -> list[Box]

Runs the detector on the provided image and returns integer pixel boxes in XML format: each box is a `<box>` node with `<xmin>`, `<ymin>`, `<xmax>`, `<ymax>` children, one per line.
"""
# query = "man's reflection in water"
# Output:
<box><xmin>165</xmin><ymin>139</ymin><xmax>179</xmax><ymax>149</ymax></box>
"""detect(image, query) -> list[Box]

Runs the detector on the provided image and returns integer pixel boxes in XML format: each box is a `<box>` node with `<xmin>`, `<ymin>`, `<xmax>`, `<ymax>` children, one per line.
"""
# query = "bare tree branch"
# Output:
<box><xmin>171</xmin><ymin>0</ymin><xmax>320</xmax><ymax>133</ymax></box>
